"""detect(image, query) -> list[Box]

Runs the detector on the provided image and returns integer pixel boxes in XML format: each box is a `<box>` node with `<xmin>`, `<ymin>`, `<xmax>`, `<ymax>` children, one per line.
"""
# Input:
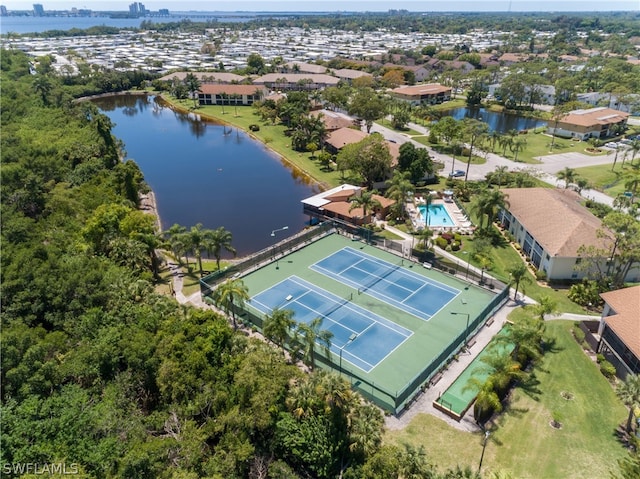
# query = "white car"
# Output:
<box><xmin>604</xmin><ymin>142</ymin><xmax>619</xmax><ymax>149</ymax></box>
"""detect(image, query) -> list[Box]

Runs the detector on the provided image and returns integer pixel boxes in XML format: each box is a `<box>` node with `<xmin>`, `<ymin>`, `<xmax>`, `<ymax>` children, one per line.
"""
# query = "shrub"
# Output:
<box><xmin>596</xmin><ymin>353</ymin><xmax>605</xmax><ymax>364</ymax></box>
<box><xmin>435</xmin><ymin>236</ymin><xmax>449</xmax><ymax>249</ymax></box>
<box><xmin>248</xmin><ymin>124</ymin><xmax>260</xmax><ymax>131</ymax></box>
<box><xmin>441</xmin><ymin>232</ymin><xmax>454</xmax><ymax>242</ymax></box>
<box><xmin>454</xmin><ymin>233</ymin><xmax>463</xmax><ymax>243</ymax></box>
<box><xmin>451</xmin><ymin>242</ymin><xmax>461</xmax><ymax>251</ymax></box>
<box><xmin>573</xmin><ymin>326</ymin><xmax>585</xmax><ymax>343</ymax></box>
<box><xmin>263</xmin><ymin>136</ymin><xmax>273</xmax><ymax>144</ymax></box>
<box><xmin>600</xmin><ymin>360</ymin><xmax>616</xmax><ymax>378</ymax></box>
<box><xmin>535</xmin><ymin>270</ymin><xmax>547</xmax><ymax>281</ymax></box>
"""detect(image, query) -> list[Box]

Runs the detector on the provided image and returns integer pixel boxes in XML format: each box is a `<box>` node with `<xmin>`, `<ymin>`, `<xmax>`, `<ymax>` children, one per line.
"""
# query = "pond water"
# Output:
<box><xmin>93</xmin><ymin>94</ymin><xmax>319</xmax><ymax>257</ymax></box>
<box><xmin>439</xmin><ymin>107</ymin><xmax>547</xmax><ymax>133</ymax></box>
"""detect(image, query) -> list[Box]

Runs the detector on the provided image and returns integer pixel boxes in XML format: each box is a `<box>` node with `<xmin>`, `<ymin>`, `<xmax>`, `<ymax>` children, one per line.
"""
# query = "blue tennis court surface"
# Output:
<box><xmin>249</xmin><ymin>276</ymin><xmax>412</xmax><ymax>372</ymax></box>
<box><xmin>310</xmin><ymin>247</ymin><xmax>460</xmax><ymax>321</ymax></box>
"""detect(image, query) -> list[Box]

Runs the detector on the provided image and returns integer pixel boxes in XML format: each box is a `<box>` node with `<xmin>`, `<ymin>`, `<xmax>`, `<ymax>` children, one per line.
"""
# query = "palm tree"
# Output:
<box><xmin>423</xmin><ymin>193</ymin><xmax>433</xmax><ymax>227</ymax></box>
<box><xmin>470</xmin><ymin>188</ymin><xmax>509</xmax><ymax>231</ymax></box>
<box><xmin>510</xmin><ymin>136</ymin><xmax>527</xmax><ymax>162</ymax></box>
<box><xmin>208</xmin><ymin>226</ymin><xmax>236</xmax><ymax>271</ymax></box>
<box><xmin>349</xmin><ymin>189</ymin><xmax>382</xmax><ymax>224</ymax></box>
<box><xmin>165</xmin><ymin>223</ymin><xmax>188</xmax><ymax>267</ymax></box>
<box><xmin>574</xmin><ymin>177</ymin><xmax>591</xmax><ymax>194</ymax></box>
<box><xmin>184</xmin><ymin>223</ymin><xmax>215</xmax><ymax>276</ymax></box>
<box><xmin>184</xmin><ymin>72</ymin><xmax>201</xmax><ymax>108</ymax></box>
<box><xmin>478</xmin><ymin>350</ymin><xmax>527</xmax><ymax>396</ymax></box>
<box><xmin>507</xmin><ymin>262</ymin><xmax>531</xmax><ymax>300</ymax></box>
<box><xmin>462</xmin><ymin>118</ymin><xmax>490</xmax><ymax>182</ymax></box>
<box><xmin>418</xmin><ymin>226</ymin><xmax>434</xmax><ymax>251</ymax></box>
<box><xmin>464</xmin><ymin>376</ymin><xmax>502</xmax><ymax>423</ymax></box>
<box><xmin>348</xmin><ymin>402</ymin><xmax>384</xmax><ymax>458</ymax></box>
<box><xmin>493</xmin><ymin>165</ymin><xmax>509</xmax><ymax>189</ymax></box>
<box><xmin>556</xmin><ymin>167</ymin><xmax>577</xmax><ymax>189</ymax></box>
<box><xmin>263</xmin><ymin>307</ymin><xmax>296</xmax><ymax>353</ymax></box>
<box><xmin>212</xmin><ymin>278</ymin><xmax>250</xmax><ymax>330</ymax></box>
<box><xmin>533</xmin><ymin>294</ymin><xmax>557</xmax><ymax>321</ymax></box>
<box><xmin>616</xmin><ymin>374</ymin><xmax>640</xmax><ymax>433</ymax></box>
<box><xmin>498</xmin><ymin>314</ymin><xmax>545</xmax><ymax>365</ymax></box>
<box><xmin>296</xmin><ymin>317</ymin><xmax>333</xmax><ymax>370</ymax></box>
<box><xmin>385</xmin><ymin>170</ymin><xmax>412</xmax><ymax>220</ymax></box>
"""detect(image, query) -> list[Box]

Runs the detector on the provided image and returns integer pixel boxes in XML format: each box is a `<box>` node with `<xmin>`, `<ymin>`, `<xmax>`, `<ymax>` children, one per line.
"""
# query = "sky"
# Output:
<box><xmin>4</xmin><ymin>0</ymin><xmax>640</xmax><ymax>12</ymax></box>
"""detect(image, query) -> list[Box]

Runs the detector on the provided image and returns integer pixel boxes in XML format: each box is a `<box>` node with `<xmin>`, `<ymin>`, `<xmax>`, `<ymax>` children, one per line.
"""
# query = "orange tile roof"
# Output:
<box><xmin>325</xmin><ymin>127</ymin><xmax>367</xmax><ymax>149</ymax></box>
<box><xmin>391</xmin><ymin>83</ymin><xmax>451</xmax><ymax>96</ymax></box>
<box><xmin>502</xmin><ymin>188</ymin><xmax>613</xmax><ymax>256</ymax></box>
<box><xmin>600</xmin><ymin>285</ymin><xmax>640</xmax><ymax>359</ymax></box>
<box><xmin>559</xmin><ymin>107</ymin><xmax>630</xmax><ymax>128</ymax></box>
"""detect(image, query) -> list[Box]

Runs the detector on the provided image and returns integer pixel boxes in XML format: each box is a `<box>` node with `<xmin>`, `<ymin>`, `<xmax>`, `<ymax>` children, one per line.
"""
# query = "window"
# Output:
<box><xmin>546</xmin><ymin>254</ymin><xmax>550</xmax><ymax>261</ymax></box>
<box><xmin>571</xmin><ymin>273</ymin><xmax>578</xmax><ymax>279</ymax></box>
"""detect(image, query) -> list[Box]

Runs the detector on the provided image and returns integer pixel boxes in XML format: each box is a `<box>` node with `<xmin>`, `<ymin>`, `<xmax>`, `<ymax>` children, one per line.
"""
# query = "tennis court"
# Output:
<box><xmin>311</xmin><ymin>246</ymin><xmax>459</xmax><ymax>321</ymax></box>
<box><xmin>250</xmin><ymin>276</ymin><xmax>412</xmax><ymax>372</ymax></box>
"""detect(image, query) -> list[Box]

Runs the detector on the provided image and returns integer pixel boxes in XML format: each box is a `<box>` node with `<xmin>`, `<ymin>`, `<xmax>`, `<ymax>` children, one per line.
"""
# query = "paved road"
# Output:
<box><xmin>368</xmin><ymin>119</ymin><xmax>618</xmax><ymax>207</ymax></box>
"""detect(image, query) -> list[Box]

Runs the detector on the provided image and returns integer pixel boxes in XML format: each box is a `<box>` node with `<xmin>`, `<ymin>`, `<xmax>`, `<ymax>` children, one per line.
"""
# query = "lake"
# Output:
<box><xmin>440</xmin><ymin>107</ymin><xmax>547</xmax><ymax>133</ymax></box>
<box><xmin>93</xmin><ymin>94</ymin><xmax>319</xmax><ymax>257</ymax></box>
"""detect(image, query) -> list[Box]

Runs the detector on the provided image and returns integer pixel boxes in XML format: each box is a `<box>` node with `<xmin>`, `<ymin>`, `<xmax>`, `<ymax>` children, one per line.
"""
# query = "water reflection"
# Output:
<box><xmin>93</xmin><ymin>94</ymin><xmax>319</xmax><ymax>257</ymax></box>
<box><xmin>440</xmin><ymin>107</ymin><xmax>547</xmax><ymax>133</ymax></box>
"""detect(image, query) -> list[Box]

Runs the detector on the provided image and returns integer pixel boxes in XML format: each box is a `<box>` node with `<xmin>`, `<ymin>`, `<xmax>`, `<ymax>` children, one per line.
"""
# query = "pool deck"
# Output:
<box><xmin>408</xmin><ymin>197</ymin><xmax>475</xmax><ymax>234</ymax></box>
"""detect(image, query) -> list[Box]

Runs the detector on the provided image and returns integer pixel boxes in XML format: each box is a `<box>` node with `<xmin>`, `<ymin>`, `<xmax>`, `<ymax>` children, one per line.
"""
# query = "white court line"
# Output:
<box><xmin>289</xmin><ymin>276</ymin><xmax>411</xmax><ymax>338</ymax></box>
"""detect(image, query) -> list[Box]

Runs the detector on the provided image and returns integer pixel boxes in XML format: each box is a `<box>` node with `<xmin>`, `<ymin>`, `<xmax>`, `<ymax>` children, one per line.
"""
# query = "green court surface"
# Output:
<box><xmin>434</xmin><ymin>328</ymin><xmax>512</xmax><ymax>418</ymax></box>
<box><xmin>236</xmin><ymin>233</ymin><xmax>505</xmax><ymax>414</ymax></box>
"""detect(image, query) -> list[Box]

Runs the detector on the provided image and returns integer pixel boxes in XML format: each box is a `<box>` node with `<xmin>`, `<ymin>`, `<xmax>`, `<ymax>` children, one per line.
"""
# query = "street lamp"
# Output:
<box><xmin>339</xmin><ymin>333</ymin><xmax>358</xmax><ymax>377</ymax></box>
<box><xmin>451</xmin><ymin>311</ymin><xmax>471</xmax><ymax>348</ymax></box>
<box><xmin>462</xmin><ymin>251</ymin><xmax>470</xmax><ymax>279</ymax></box>
<box><xmin>270</xmin><ymin>226</ymin><xmax>289</xmax><ymax>269</ymax></box>
<box><xmin>270</xmin><ymin>226</ymin><xmax>289</xmax><ymax>237</ymax></box>
<box><xmin>478</xmin><ymin>430</ymin><xmax>490</xmax><ymax>474</ymax></box>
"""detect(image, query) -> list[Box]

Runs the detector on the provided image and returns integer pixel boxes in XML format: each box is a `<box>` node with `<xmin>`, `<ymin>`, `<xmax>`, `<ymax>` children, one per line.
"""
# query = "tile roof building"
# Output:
<box><xmin>498</xmin><ymin>188</ymin><xmax>623</xmax><ymax>281</ymax></box>
<box><xmin>301</xmin><ymin>184</ymin><xmax>395</xmax><ymax>226</ymax></box>
<box><xmin>547</xmin><ymin>107</ymin><xmax>630</xmax><ymax>140</ymax></box>
<box><xmin>390</xmin><ymin>83</ymin><xmax>452</xmax><ymax>105</ymax></box>
<box><xmin>598</xmin><ymin>285</ymin><xmax>640</xmax><ymax>378</ymax></box>
<box><xmin>158</xmin><ymin>71</ymin><xmax>246</xmax><ymax>84</ymax></box>
<box><xmin>197</xmin><ymin>84</ymin><xmax>267</xmax><ymax>105</ymax></box>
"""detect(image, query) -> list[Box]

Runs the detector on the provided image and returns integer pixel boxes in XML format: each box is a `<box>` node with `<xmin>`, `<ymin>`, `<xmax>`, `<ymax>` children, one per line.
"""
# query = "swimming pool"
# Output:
<box><xmin>418</xmin><ymin>203</ymin><xmax>455</xmax><ymax>227</ymax></box>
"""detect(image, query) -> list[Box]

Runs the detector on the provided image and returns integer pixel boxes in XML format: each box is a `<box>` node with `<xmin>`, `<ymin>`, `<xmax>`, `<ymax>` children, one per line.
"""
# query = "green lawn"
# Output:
<box><xmin>376</xmin><ymin>118</ymin><xmax>422</xmax><ymax>136</ymax></box>
<box><xmin>573</xmin><ymin>161</ymin><xmax>639</xmax><ymax>198</ymax></box>
<box><xmin>386</xmin><ymin>320</ymin><xmax>628</xmax><ymax>479</ymax></box>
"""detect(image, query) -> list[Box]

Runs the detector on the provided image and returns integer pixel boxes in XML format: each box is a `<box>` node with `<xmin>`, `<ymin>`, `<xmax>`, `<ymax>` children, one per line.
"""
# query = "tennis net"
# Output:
<box><xmin>358</xmin><ymin>259</ymin><xmax>403</xmax><ymax>295</ymax></box>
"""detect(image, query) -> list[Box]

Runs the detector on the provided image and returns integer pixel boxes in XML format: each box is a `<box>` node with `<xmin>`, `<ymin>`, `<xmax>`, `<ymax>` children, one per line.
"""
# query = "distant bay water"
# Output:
<box><xmin>0</xmin><ymin>11</ymin><xmax>326</xmax><ymax>34</ymax></box>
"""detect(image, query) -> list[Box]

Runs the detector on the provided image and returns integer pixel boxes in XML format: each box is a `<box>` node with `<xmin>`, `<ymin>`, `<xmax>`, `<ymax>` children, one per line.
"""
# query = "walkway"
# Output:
<box><xmin>368</xmin><ymin>119</ymin><xmax>618</xmax><ymax>207</ymax></box>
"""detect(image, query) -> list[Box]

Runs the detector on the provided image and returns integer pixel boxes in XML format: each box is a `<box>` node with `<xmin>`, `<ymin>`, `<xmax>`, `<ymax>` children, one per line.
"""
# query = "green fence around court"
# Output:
<box><xmin>201</xmin><ymin>222</ymin><xmax>511</xmax><ymax>415</ymax></box>
<box><xmin>223</xmin><ymin>282</ymin><xmax>510</xmax><ymax>415</ymax></box>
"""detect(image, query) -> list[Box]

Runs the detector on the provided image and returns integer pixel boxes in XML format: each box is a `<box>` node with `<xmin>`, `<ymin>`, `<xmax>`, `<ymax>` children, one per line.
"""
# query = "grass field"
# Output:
<box><xmin>386</xmin><ymin>319</ymin><xmax>628</xmax><ymax>479</ymax></box>
<box><xmin>573</xmin><ymin>161</ymin><xmax>639</xmax><ymax>198</ymax></box>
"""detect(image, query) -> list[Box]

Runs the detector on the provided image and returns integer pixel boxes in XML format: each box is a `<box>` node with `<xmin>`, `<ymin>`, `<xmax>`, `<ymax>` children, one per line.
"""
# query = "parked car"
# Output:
<box><xmin>449</xmin><ymin>170</ymin><xmax>466</xmax><ymax>178</ymax></box>
<box><xmin>604</xmin><ymin>142</ymin><xmax>619</xmax><ymax>149</ymax></box>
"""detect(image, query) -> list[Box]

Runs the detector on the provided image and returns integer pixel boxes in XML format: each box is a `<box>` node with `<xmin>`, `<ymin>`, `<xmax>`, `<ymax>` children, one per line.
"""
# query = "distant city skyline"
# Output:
<box><xmin>3</xmin><ymin>0</ymin><xmax>639</xmax><ymax>12</ymax></box>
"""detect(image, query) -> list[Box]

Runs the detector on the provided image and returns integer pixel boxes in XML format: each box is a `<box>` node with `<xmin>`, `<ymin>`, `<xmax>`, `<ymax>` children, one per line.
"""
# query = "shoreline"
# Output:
<box><xmin>156</xmin><ymin>93</ymin><xmax>332</xmax><ymax>192</ymax></box>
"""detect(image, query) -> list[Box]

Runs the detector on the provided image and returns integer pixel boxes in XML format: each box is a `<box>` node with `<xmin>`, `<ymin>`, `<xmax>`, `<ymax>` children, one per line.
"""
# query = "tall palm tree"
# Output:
<box><xmin>507</xmin><ymin>262</ymin><xmax>531</xmax><ymax>300</ymax></box>
<box><xmin>165</xmin><ymin>223</ymin><xmax>188</xmax><ymax>266</ymax></box>
<box><xmin>385</xmin><ymin>170</ymin><xmax>412</xmax><ymax>220</ymax></box>
<box><xmin>212</xmin><ymin>279</ymin><xmax>250</xmax><ymax>330</ymax></box>
<box><xmin>184</xmin><ymin>72</ymin><xmax>201</xmax><ymax>108</ymax></box>
<box><xmin>349</xmin><ymin>189</ymin><xmax>382</xmax><ymax>224</ymax></box>
<box><xmin>263</xmin><ymin>307</ymin><xmax>296</xmax><ymax>353</ymax></box>
<box><xmin>477</xmin><ymin>350</ymin><xmax>527</xmax><ymax>397</ymax></box>
<box><xmin>348</xmin><ymin>402</ymin><xmax>384</xmax><ymax>458</ymax></box>
<box><xmin>464</xmin><ymin>376</ymin><xmax>502</xmax><ymax>424</ymax></box>
<box><xmin>510</xmin><ymin>136</ymin><xmax>527</xmax><ymax>162</ymax></box>
<box><xmin>208</xmin><ymin>226</ymin><xmax>236</xmax><ymax>271</ymax></box>
<box><xmin>616</xmin><ymin>374</ymin><xmax>640</xmax><ymax>433</ymax></box>
<box><xmin>470</xmin><ymin>188</ymin><xmax>509</xmax><ymax>231</ymax></box>
<box><xmin>296</xmin><ymin>317</ymin><xmax>333</xmax><ymax>371</ymax></box>
<box><xmin>497</xmin><ymin>314</ymin><xmax>545</xmax><ymax>365</ymax></box>
<box><xmin>629</xmin><ymin>139</ymin><xmax>640</xmax><ymax>166</ymax></box>
<box><xmin>462</xmin><ymin>118</ymin><xmax>489</xmax><ymax>182</ymax></box>
<box><xmin>185</xmin><ymin>223</ymin><xmax>215</xmax><ymax>276</ymax></box>
<box><xmin>556</xmin><ymin>167</ymin><xmax>577</xmax><ymax>189</ymax></box>
<box><xmin>418</xmin><ymin>226</ymin><xmax>434</xmax><ymax>251</ymax></box>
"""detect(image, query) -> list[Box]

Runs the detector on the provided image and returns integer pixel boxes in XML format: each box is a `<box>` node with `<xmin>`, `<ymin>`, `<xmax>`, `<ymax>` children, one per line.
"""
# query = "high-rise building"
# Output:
<box><xmin>129</xmin><ymin>2</ymin><xmax>146</xmax><ymax>15</ymax></box>
<box><xmin>33</xmin><ymin>3</ymin><xmax>44</xmax><ymax>16</ymax></box>
<box><xmin>0</xmin><ymin>5</ymin><xmax>8</xmax><ymax>16</ymax></box>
